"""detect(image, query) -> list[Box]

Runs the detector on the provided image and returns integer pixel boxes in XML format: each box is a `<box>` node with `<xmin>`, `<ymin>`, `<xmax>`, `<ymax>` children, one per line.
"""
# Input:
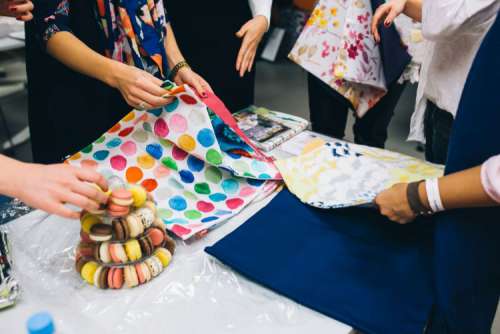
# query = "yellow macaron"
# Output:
<box><xmin>92</xmin><ymin>183</ymin><xmax>112</xmax><ymax>197</ymax></box>
<box><xmin>154</xmin><ymin>248</ymin><xmax>172</xmax><ymax>268</ymax></box>
<box><xmin>130</xmin><ymin>186</ymin><xmax>147</xmax><ymax>208</ymax></box>
<box><xmin>81</xmin><ymin>261</ymin><xmax>99</xmax><ymax>285</ymax></box>
<box><xmin>124</xmin><ymin>239</ymin><xmax>142</xmax><ymax>261</ymax></box>
<box><xmin>80</xmin><ymin>214</ymin><xmax>101</xmax><ymax>234</ymax></box>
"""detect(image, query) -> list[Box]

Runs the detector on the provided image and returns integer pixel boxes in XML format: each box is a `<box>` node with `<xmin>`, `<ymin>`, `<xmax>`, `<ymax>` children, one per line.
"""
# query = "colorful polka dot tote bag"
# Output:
<box><xmin>68</xmin><ymin>82</ymin><xmax>281</xmax><ymax>240</ymax></box>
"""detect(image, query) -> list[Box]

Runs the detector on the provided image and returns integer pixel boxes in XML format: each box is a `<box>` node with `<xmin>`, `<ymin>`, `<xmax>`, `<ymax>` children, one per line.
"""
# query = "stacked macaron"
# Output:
<box><xmin>75</xmin><ymin>185</ymin><xmax>175</xmax><ymax>289</ymax></box>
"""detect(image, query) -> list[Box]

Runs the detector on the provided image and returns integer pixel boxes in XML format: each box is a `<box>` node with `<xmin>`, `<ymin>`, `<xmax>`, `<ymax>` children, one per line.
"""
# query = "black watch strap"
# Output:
<box><xmin>407</xmin><ymin>181</ymin><xmax>432</xmax><ymax>216</ymax></box>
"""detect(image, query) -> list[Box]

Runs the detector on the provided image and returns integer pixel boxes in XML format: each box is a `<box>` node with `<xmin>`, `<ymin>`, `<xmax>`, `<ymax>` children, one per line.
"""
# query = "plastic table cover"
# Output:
<box><xmin>0</xmin><ymin>192</ymin><xmax>353</xmax><ymax>334</ymax></box>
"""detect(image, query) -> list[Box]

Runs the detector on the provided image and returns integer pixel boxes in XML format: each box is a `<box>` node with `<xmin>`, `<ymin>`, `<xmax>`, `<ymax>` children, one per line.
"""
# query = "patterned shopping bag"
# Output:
<box><xmin>289</xmin><ymin>0</ymin><xmax>386</xmax><ymax>117</ymax></box>
<box><xmin>68</xmin><ymin>83</ymin><xmax>281</xmax><ymax>239</ymax></box>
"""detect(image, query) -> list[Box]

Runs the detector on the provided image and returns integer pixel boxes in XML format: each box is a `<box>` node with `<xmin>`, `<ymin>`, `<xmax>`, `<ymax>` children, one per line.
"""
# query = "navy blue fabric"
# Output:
<box><xmin>370</xmin><ymin>0</ymin><xmax>411</xmax><ymax>85</ymax></box>
<box><xmin>428</xmin><ymin>16</ymin><xmax>500</xmax><ymax>334</ymax></box>
<box><xmin>206</xmin><ymin>189</ymin><xmax>434</xmax><ymax>334</ymax></box>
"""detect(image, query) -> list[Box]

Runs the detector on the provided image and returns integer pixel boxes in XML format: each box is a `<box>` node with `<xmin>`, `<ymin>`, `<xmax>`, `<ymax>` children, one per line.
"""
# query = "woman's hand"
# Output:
<box><xmin>236</xmin><ymin>15</ymin><xmax>268</xmax><ymax>77</ymax></box>
<box><xmin>374</xmin><ymin>183</ymin><xmax>416</xmax><ymax>224</ymax></box>
<box><xmin>173</xmin><ymin>66</ymin><xmax>213</xmax><ymax>98</ymax></box>
<box><xmin>12</xmin><ymin>163</ymin><xmax>109</xmax><ymax>219</ymax></box>
<box><xmin>371</xmin><ymin>0</ymin><xmax>407</xmax><ymax>43</ymax></box>
<box><xmin>108</xmin><ymin>62</ymin><xmax>173</xmax><ymax>110</ymax></box>
<box><xmin>0</xmin><ymin>0</ymin><xmax>33</xmax><ymax>21</ymax></box>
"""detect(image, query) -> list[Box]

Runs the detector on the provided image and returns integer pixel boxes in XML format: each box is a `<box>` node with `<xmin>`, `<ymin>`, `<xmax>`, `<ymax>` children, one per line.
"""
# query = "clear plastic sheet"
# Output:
<box><xmin>0</xmin><ymin>192</ymin><xmax>353</xmax><ymax>334</ymax></box>
<box><xmin>0</xmin><ymin>199</ymin><xmax>33</xmax><ymax>225</ymax></box>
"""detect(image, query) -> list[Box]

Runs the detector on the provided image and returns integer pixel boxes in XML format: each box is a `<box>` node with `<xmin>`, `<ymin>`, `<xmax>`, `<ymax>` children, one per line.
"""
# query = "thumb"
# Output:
<box><xmin>236</xmin><ymin>21</ymin><xmax>251</xmax><ymax>38</ymax></box>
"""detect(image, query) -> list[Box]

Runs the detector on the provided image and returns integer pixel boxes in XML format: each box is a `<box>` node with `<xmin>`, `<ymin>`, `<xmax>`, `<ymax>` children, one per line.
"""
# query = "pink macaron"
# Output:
<box><xmin>108</xmin><ymin>203</ymin><xmax>130</xmax><ymax>218</ymax></box>
<box><xmin>110</xmin><ymin>189</ymin><xmax>134</xmax><ymax>206</ymax></box>
<box><xmin>109</xmin><ymin>243</ymin><xmax>128</xmax><ymax>263</ymax></box>
<box><xmin>107</xmin><ymin>267</ymin><xmax>124</xmax><ymax>289</ymax></box>
<box><xmin>146</xmin><ymin>227</ymin><xmax>165</xmax><ymax>247</ymax></box>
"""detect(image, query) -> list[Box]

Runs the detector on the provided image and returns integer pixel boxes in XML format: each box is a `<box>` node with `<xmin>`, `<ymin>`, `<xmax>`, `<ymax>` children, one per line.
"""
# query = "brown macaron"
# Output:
<box><xmin>138</xmin><ymin>235</ymin><xmax>154</xmax><ymax>257</ymax></box>
<box><xmin>112</xmin><ymin>219</ymin><xmax>129</xmax><ymax>241</ymax></box>
<box><xmin>96</xmin><ymin>266</ymin><xmax>110</xmax><ymax>289</ymax></box>
<box><xmin>163</xmin><ymin>233</ymin><xmax>176</xmax><ymax>255</ymax></box>
<box><xmin>89</xmin><ymin>223</ymin><xmax>113</xmax><ymax>242</ymax></box>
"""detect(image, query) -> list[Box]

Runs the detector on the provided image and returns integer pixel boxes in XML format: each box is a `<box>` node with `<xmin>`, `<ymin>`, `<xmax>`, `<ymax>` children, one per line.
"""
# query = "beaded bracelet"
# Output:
<box><xmin>169</xmin><ymin>60</ymin><xmax>190</xmax><ymax>81</ymax></box>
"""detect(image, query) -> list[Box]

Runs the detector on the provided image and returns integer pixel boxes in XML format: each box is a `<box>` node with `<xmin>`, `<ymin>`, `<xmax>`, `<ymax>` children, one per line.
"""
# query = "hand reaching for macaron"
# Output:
<box><xmin>8</xmin><ymin>163</ymin><xmax>109</xmax><ymax>219</ymax></box>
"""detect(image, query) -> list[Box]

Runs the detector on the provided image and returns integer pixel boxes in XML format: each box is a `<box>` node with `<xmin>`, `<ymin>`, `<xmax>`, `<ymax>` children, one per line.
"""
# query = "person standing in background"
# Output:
<box><xmin>26</xmin><ymin>0</ymin><xmax>211</xmax><ymax>164</ymax></box>
<box><xmin>372</xmin><ymin>0</ymin><xmax>500</xmax><ymax>164</ymax></box>
<box><xmin>167</xmin><ymin>0</ymin><xmax>272</xmax><ymax>112</ymax></box>
<box><xmin>0</xmin><ymin>0</ymin><xmax>110</xmax><ymax>218</ymax></box>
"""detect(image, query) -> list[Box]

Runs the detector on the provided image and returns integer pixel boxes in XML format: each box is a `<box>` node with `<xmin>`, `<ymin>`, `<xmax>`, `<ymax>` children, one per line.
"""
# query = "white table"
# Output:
<box><xmin>0</xmin><ymin>163</ymin><xmax>354</xmax><ymax>334</ymax></box>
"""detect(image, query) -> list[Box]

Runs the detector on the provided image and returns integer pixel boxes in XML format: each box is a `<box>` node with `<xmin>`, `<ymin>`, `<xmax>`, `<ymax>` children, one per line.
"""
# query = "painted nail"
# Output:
<box><xmin>9</xmin><ymin>6</ymin><xmax>17</xmax><ymax>12</ymax></box>
<box><xmin>202</xmin><ymin>92</ymin><xmax>208</xmax><ymax>98</ymax></box>
<box><xmin>161</xmin><ymin>94</ymin><xmax>171</xmax><ymax>99</ymax></box>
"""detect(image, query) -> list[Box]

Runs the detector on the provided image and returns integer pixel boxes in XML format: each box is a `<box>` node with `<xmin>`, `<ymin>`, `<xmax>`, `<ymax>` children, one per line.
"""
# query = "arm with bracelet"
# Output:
<box><xmin>374</xmin><ymin>155</ymin><xmax>500</xmax><ymax>224</ymax></box>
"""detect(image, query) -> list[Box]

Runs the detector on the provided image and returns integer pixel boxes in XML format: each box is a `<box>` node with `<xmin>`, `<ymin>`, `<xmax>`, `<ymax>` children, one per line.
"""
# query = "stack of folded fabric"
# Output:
<box><xmin>75</xmin><ymin>184</ymin><xmax>175</xmax><ymax>289</ymax></box>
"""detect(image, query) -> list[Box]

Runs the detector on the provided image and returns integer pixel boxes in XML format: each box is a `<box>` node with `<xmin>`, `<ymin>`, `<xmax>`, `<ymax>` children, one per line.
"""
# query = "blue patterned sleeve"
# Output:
<box><xmin>33</xmin><ymin>0</ymin><xmax>71</xmax><ymax>46</ymax></box>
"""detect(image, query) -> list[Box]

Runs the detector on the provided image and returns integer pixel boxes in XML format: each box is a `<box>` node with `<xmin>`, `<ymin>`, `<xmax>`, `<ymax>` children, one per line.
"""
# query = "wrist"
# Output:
<box><xmin>103</xmin><ymin>60</ymin><xmax>126</xmax><ymax>88</ymax></box>
<box><xmin>418</xmin><ymin>181</ymin><xmax>431</xmax><ymax>210</ymax></box>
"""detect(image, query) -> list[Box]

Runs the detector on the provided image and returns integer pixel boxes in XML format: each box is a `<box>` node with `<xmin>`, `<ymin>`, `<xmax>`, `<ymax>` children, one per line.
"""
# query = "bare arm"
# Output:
<box><xmin>46</xmin><ymin>32</ymin><xmax>169</xmax><ymax>109</ymax></box>
<box><xmin>418</xmin><ymin>166</ymin><xmax>497</xmax><ymax>210</ymax></box>
<box><xmin>0</xmin><ymin>155</ymin><xmax>108</xmax><ymax>219</ymax></box>
<box><xmin>46</xmin><ymin>32</ymin><xmax>117</xmax><ymax>87</ymax></box>
<box><xmin>375</xmin><ymin>164</ymin><xmax>498</xmax><ymax>224</ymax></box>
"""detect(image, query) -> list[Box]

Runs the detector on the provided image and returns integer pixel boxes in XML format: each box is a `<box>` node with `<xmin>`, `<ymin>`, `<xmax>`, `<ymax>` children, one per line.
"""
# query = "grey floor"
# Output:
<box><xmin>0</xmin><ymin>56</ymin><xmax>423</xmax><ymax>163</ymax></box>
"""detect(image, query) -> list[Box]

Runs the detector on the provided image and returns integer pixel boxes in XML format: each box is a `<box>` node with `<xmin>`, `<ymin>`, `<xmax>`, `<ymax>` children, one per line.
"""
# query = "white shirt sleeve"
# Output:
<box><xmin>248</xmin><ymin>0</ymin><xmax>273</xmax><ymax>29</ymax></box>
<box><xmin>422</xmin><ymin>0</ymin><xmax>500</xmax><ymax>41</ymax></box>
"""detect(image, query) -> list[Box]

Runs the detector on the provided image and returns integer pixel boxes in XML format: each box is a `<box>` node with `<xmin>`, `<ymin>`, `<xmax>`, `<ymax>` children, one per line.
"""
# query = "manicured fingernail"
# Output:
<box><xmin>162</xmin><ymin>94</ymin><xmax>171</xmax><ymax>99</ymax></box>
<box><xmin>202</xmin><ymin>92</ymin><xmax>208</xmax><ymax>98</ymax></box>
<box><xmin>9</xmin><ymin>6</ymin><xmax>17</xmax><ymax>11</ymax></box>
<box><xmin>384</xmin><ymin>21</ymin><xmax>391</xmax><ymax>27</ymax></box>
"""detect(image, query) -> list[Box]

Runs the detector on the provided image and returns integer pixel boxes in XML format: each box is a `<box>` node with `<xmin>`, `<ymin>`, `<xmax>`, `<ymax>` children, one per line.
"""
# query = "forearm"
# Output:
<box><xmin>46</xmin><ymin>32</ymin><xmax>120</xmax><ymax>87</ymax></box>
<box><xmin>403</xmin><ymin>0</ymin><xmax>423</xmax><ymax>22</ymax></box>
<box><xmin>418</xmin><ymin>166</ymin><xmax>497</xmax><ymax>210</ymax></box>
<box><xmin>0</xmin><ymin>155</ymin><xmax>26</xmax><ymax>198</ymax></box>
<box><xmin>164</xmin><ymin>23</ymin><xmax>185</xmax><ymax>68</ymax></box>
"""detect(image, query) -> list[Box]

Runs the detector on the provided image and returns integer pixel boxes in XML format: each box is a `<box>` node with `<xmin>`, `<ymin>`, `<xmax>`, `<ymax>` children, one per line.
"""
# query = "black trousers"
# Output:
<box><xmin>308</xmin><ymin>74</ymin><xmax>406</xmax><ymax>148</ymax></box>
<box><xmin>423</xmin><ymin>101</ymin><xmax>454</xmax><ymax>164</ymax></box>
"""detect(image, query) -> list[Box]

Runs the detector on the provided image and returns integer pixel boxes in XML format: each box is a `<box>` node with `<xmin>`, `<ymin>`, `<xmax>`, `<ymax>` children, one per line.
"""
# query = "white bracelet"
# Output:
<box><xmin>425</xmin><ymin>178</ymin><xmax>445</xmax><ymax>213</ymax></box>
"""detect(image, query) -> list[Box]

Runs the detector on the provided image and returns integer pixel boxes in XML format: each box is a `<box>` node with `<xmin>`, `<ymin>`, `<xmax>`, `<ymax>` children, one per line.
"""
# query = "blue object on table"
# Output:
<box><xmin>427</xmin><ymin>16</ymin><xmax>500</xmax><ymax>334</ymax></box>
<box><xmin>206</xmin><ymin>189</ymin><xmax>434</xmax><ymax>334</ymax></box>
<box><xmin>370</xmin><ymin>0</ymin><xmax>412</xmax><ymax>85</ymax></box>
<box><xmin>27</xmin><ymin>312</ymin><xmax>55</xmax><ymax>334</ymax></box>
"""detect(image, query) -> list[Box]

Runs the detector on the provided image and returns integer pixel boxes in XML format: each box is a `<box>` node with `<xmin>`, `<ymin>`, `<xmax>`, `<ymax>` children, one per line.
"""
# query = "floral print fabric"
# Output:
<box><xmin>275</xmin><ymin>140</ymin><xmax>444</xmax><ymax>209</ymax></box>
<box><xmin>289</xmin><ymin>0</ymin><xmax>386</xmax><ymax>117</ymax></box>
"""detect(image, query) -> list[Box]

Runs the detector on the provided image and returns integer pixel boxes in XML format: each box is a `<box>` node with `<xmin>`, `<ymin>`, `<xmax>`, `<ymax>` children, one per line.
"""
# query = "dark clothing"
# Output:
<box><xmin>166</xmin><ymin>1</ymin><xmax>255</xmax><ymax>112</ymax></box>
<box><xmin>26</xmin><ymin>0</ymin><xmax>130</xmax><ymax>163</ymax></box>
<box><xmin>427</xmin><ymin>16</ymin><xmax>500</xmax><ymax>334</ymax></box>
<box><xmin>308</xmin><ymin>73</ymin><xmax>405</xmax><ymax>149</ymax></box>
<box><xmin>423</xmin><ymin>101</ymin><xmax>453</xmax><ymax>164</ymax></box>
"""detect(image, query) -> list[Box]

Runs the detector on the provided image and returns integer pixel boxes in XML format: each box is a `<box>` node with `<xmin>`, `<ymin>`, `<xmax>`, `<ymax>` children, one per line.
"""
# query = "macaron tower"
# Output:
<box><xmin>75</xmin><ymin>185</ymin><xmax>176</xmax><ymax>289</ymax></box>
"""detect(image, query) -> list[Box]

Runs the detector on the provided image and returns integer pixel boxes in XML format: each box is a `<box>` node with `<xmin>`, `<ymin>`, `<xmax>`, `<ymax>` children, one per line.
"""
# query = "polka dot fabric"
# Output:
<box><xmin>68</xmin><ymin>85</ymin><xmax>280</xmax><ymax>240</ymax></box>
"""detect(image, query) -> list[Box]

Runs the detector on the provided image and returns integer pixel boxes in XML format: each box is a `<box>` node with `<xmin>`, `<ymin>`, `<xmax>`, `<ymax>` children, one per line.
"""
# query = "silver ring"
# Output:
<box><xmin>138</xmin><ymin>102</ymin><xmax>146</xmax><ymax>110</ymax></box>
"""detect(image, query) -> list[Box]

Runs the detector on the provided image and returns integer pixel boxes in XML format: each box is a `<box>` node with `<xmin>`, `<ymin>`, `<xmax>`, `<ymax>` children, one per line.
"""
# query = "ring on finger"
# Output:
<box><xmin>138</xmin><ymin>101</ymin><xmax>146</xmax><ymax>110</ymax></box>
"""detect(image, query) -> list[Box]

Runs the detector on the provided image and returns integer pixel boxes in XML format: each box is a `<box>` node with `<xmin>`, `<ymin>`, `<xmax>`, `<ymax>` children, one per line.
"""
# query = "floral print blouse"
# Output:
<box><xmin>33</xmin><ymin>0</ymin><xmax>170</xmax><ymax>78</ymax></box>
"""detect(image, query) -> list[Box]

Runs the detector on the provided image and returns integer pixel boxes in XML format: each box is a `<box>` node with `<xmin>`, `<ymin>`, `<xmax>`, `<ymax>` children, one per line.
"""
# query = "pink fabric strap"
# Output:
<box><xmin>201</xmin><ymin>92</ymin><xmax>275</xmax><ymax>163</ymax></box>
